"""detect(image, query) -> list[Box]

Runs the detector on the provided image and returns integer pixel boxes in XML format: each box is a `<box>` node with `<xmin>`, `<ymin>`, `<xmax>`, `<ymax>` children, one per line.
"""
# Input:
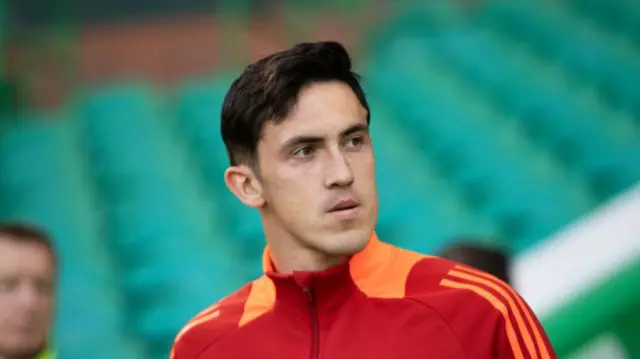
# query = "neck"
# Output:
<box><xmin>262</xmin><ymin>228</ymin><xmax>348</xmax><ymax>274</ymax></box>
<box><xmin>0</xmin><ymin>350</ymin><xmax>44</xmax><ymax>359</ymax></box>
<box><xmin>261</xmin><ymin>213</ymin><xmax>351</xmax><ymax>274</ymax></box>
<box><xmin>268</xmin><ymin>239</ymin><xmax>348</xmax><ymax>274</ymax></box>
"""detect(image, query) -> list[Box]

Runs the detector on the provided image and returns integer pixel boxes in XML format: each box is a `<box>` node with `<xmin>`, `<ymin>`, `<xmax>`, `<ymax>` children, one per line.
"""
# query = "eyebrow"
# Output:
<box><xmin>281</xmin><ymin>123</ymin><xmax>370</xmax><ymax>150</ymax></box>
<box><xmin>341</xmin><ymin>123</ymin><xmax>369</xmax><ymax>138</ymax></box>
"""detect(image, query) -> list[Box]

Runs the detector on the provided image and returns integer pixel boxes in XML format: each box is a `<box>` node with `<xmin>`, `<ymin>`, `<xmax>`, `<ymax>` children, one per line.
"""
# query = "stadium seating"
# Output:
<box><xmin>79</xmin><ymin>84</ymin><xmax>242</xmax><ymax>354</ymax></box>
<box><xmin>478</xmin><ymin>0</ymin><xmax>640</xmax><ymax>119</ymax></box>
<box><xmin>0</xmin><ymin>0</ymin><xmax>639</xmax><ymax>357</ymax></box>
<box><xmin>0</xmin><ymin>116</ymin><xmax>142</xmax><ymax>358</ymax></box>
<box><xmin>566</xmin><ymin>0</ymin><xmax>640</xmax><ymax>47</ymax></box>
<box><xmin>367</xmin><ymin>48</ymin><xmax>595</xmax><ymax>250</ymax></box>
<box><xmin>367</xmin><ymin>94</ymin><xmax>499</xmax><ymax>253</ymax></box>
<box><xmin>174</xmin><ymin>77</ymin><xmax>264</xmax><ymax>279</ymax></box>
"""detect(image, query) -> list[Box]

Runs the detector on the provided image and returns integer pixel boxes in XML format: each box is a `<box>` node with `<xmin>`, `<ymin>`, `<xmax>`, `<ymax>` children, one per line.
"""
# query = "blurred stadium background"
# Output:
<box><xmin>0</xmin><ymin>0</ymin><xmax>639</xmax><ymax>358</ymax></box>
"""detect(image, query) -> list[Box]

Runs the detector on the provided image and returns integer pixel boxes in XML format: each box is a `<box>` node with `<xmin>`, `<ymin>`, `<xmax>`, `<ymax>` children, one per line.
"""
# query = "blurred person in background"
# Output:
<box><xmin>171</xmin><ymin>41</ymin><xmax>556</xmax><ymax>359</ymax></box>
<box><xmin>440</xmin><ymin>240</ymin><xmax>512</xmax><ymax>284</ymax></box>
<box><xmin>0</xmin><ymin>223</ymin><xmax>55</xmax><ymax>359</ymax></box>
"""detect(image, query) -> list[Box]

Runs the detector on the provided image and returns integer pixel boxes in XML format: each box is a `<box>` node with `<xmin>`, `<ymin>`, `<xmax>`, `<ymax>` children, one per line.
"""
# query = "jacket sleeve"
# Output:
<box><xmin>170</xmin><ymin>326</ymin><xmax>216</xmax><ymax>359</ymax></box>
<box><xmin>169</xmin><ymin>322</ymin><xmax>209</xmax><ymax>359</ymax></box>
<box><xmin>170</xmin><ymin>335</ymin><xmax>187</xmax><ymax>359</ymax></box>
<box><xmin>491</xmin><ymin>294</ymin><xmax>557</xmax><ymax>359</ymax></box>
<box><xmin>435</xmin><ymin>265</ymin><xmax>558</xmax><ymax>359</ymax></box>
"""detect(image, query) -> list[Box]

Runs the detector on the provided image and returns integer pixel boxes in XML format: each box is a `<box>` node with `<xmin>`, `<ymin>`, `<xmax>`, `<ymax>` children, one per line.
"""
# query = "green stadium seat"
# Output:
<box><xmin>174</xmin><ymin>80</ymin><xmax>230</xmax><ymax>176</ymax></box>
<box><xmin>367</xmin><ymin>45</ymin><xmax>597</xmax><ymax>249</ymax></box>
<box><xmin>366</xmin><ymin>95</ymin><xmax>498</xmax><ymax>253</ymax></box>
<box><xmin>55</xmin><ymin>337</ymin><xmax>144</xmax><ymax>359</ymax></box>
<box><xmin>175</xmin><ymin>80</ymin><xmax>265</xmax><ymax>256</ymax></box>
<box><xmin>416</xmin><ymin>29</ymin><xmax>640</xmax><ymax>202</ymax></box>
<box><xmin>477</xmin><ymin>0</ymin><xmax>640</xmax><ymax>117</ymax></box>
<box><xmin>79</xmin><ymin>83</ymin><xmax>244</xmax><ymax>344</ymax></box>
<box><xmin>566</xmin><ymin>0</ymin><xmax>640</xmax><ymax>48</ymax></box>
<box><xmin>0</xmin><ymin>114</ymin><xmax>136</xmax><ymax>355</ymax></box>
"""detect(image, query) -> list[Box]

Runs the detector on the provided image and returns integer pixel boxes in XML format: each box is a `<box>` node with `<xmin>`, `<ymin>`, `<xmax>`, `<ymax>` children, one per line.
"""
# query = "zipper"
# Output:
<box><xmin>305</xmin><ymin>288</ymin><xmax>320</xmax><ymax>359</ymax></box>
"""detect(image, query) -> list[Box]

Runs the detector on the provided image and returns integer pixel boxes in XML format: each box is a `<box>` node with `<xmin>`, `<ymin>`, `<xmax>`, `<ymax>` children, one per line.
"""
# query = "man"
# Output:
<box><xmin>440</xmin><ymin>240</ymin><xmax>512</xmax><ymax>284</ymax></box>
<box><xmin>0</xmin><ymin>223</ymin><xmax>56</xmax><ymax>359</ymax></box>
<box><xmin>171</xmin><ymin>41</ymin><xmax>557</xmax><ymax>359</ymax></box>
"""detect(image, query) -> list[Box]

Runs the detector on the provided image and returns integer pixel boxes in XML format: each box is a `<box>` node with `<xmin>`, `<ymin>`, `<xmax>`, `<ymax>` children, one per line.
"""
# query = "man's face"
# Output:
<box><xmin>256</xmin><ymin>81</ymin><xmax>378</xmax><ymax>258</ymax></box>
<box><xmin>0</xmin><ymin>238</ymin><xmax>54</xmax><ymax>357</ymax></box>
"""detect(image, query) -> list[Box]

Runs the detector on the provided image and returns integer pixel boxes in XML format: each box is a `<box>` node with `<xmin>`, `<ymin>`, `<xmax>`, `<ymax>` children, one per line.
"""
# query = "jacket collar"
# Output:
<box><xmin>262</xmin><ymin>232</ymin><xmax>393</xmax><ymax>281</ymax></box>
<box><xmin>260</xmin><ymin>232</ymin><xmax>395</xmax><ymax>311</ymax></box>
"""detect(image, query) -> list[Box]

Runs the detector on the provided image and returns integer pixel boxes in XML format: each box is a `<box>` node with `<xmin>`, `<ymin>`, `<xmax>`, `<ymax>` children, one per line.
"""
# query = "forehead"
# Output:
<box><xmin>262</xmin><ymin>81</ymin><xmax>368</xmax><ymax>143</ymax></box>
<box><xmin>0</xmin><ymin>238</ymin><xmax>53</xmax><ymax>276</ymax></box>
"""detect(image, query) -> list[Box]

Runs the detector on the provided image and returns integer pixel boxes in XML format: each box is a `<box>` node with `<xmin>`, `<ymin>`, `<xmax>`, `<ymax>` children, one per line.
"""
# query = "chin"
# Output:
<box><xmin>1</xmin><ymin>343</ymin><xmax>45</xmax><ymax>359</ymax></box>
<box><xmin>321</xmin><ymin>227</ymin><xmax>372</xmax><ymax>256</ymax></box>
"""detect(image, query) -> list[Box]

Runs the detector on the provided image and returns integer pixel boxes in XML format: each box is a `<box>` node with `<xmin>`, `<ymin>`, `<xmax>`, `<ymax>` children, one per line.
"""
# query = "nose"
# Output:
<box><xmin>324</xmin><ymin>151</ymin><xmax>354</xmax><ymax>188</ymax></box>
<box><xmin>14</xmin><ymin>282</ymin><xmax>40</xmax><ymax>313</ymax></box>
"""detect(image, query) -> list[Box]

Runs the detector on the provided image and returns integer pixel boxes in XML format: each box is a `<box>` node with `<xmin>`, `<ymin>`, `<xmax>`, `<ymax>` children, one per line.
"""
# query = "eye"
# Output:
<box><xmin>292</xmin><ymin>145</ymin><xmax>315</xmax><ymax>158</ymax></box>
<box><xmin>345</xmin><ymin>135</ymin><xmax>365</xmax><ymax>149</ymax></box>
<box><xmin>0</xmin><ymin>278</ymin><xmax>17</xmax><ymax>293</ymax></box>
<box><xmin>35</xmin><ymin>279</ymin><xmax>53</xmax><ymax>296</ymax></box>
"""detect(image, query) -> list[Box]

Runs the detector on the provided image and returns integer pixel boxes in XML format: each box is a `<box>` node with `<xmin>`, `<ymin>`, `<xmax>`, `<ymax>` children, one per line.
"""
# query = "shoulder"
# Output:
<box><xmin>380</xmin><ymin>244</ymin><xmax>517</xmax><ymax>312</ymax></box>
<box><xmin>399</xmin><ymin>249</ymin><xmax>525</xmax><ymax>330</ymax></box>
<box><xmin>170</xmin><ymin>283</ymin><xmax>252</xmax><ymax>359</ymax></box>
<box><xmin>383</xmin><ymin>244</ymin><xmax>458</xmax><ymax>296</ymax></box>
<box><xmin>405</xmin><ymin>254</ymin><xmax>516</xmax><ymax>318</ymax></box>
<box><xmin>171</xmin><ymin>276</ymin><xmax>276</xmax><ymax>359</ymax></box>
<box><xmin>406</xmin><ymin>257</ymin><xmax>553</xmax><ymax>358</ymax></box>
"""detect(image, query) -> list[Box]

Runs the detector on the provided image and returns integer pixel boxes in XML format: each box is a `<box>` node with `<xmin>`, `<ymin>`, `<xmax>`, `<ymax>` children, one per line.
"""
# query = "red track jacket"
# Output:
<box><xmin>171</xmin><ymin>233</ymin><xmax>557</xmax><ymax>359</ymax></box>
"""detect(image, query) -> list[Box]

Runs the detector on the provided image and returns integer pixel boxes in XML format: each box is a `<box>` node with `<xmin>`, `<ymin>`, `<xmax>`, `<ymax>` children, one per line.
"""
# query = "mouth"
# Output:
<box><xmin>9</xmin><ymin>324</ymin><xmax>36</xmax><ymax>335</ymax></box>
<box><xmin>328</xmin><ymin>198</ymin><xmax>361</xmax><ymax>214</ymax></box>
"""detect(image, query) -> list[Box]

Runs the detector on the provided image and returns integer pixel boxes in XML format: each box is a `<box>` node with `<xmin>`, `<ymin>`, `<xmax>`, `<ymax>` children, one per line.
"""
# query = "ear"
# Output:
<box><xmin>224</xmin><ymin>165</ymin><xmax>265</xmax><ymax>208</ymax></box>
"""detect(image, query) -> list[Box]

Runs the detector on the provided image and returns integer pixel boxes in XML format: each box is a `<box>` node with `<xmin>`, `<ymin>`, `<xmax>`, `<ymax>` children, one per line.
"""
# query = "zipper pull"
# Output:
<box><xmin>303</xmin><ymin>287</ymin><xmax>315</xmax><ymax>304</ymax></box>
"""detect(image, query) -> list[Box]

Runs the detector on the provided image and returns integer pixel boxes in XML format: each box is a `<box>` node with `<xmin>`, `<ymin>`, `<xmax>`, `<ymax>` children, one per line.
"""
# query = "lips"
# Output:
<box><xmin>328</xmin><ymin>198</ymin><xmax>360</xmax><ymax>212</ymax></box>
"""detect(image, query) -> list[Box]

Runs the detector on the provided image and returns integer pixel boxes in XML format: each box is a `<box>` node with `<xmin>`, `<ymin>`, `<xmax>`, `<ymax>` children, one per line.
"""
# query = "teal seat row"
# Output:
<box><xmin>174</xmin><ymin>80</ymin><xmax>269</xmax><ymax>276</ymax></box>
<box><xmin>366</xmin><ymin>53</ymin><xmax>594</xmax><ymax>249</ymax></box>
<box><xmin>365</xmin><ymin>94</ymin><xmax>499</xmax><ymax>252</ymax></box>
<box><xmin>419</xmin><ymin>29</ymin><xmax>640</xmax><ymax>200</ymax></box>
<box><xmin>77</xmin><ymin>84</ymin><xmax>243</xmax><ymax>349</ymax></box>
<box><xmin>565</xmin><ymin>0</ymin><xmax>640</xmax><ymax>49</ymax></box>
<box><xmin>477</xmin><ymin>0</ymin><xmax>640</xmax><ymax>117</ymax></box>
<box><xmin>0</xmin><ymin>116</ymin><xmax>138</xmax><ymax>359</ymax></box>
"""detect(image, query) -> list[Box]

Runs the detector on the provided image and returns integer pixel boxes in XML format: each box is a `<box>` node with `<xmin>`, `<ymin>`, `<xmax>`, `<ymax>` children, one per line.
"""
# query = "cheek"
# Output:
<box><xmin>353</xmin><ymin>153</ymin><xmax>376</xmax><ymax>183</ymax></box>
<box><xmin>0</xmin><ymin>293</ymin><xmax>16</xmax><ymax>309</ymax></box>
<box><xmin>38</xmin><ymin>298</ymin><xmax>54</xmax><ymax>315</ymax></box>
<box><xmin>264</xmin><ymin>171</ymin><xmax>317</xmax><ymax>208</ymax></box>
<box><xmin>0</xmin><ymin>301</ymin><xmax>9</xmax><ymax>323</ymax></box>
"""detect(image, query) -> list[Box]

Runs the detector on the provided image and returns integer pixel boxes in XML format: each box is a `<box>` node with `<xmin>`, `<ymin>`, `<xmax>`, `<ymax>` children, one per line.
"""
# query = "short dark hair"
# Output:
<box><xmin>440</xmin><ymin>242</ymin><xmax>511</xmax><ymax>284</ymax></box>
<box><xmin>220</xmin><ymin>41</ymin><xmax>370</xmax><ymax>167</ymax></box>
<box><xmin>0</xmin><ymin>222</ymin><xmax>57</xmax><ymax>269</ymax></box>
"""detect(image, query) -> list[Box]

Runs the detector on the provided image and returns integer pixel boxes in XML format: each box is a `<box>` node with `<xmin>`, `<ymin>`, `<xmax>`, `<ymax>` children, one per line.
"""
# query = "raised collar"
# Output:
<box><xmin>261</xmin><ymin>232</ymin><xmax>394</xmax><ymax>282</ymax></box>
<box><xmin>260</xmin><ymin>232</ymin><xmax>396</xmax><ymax>311</ymax></box>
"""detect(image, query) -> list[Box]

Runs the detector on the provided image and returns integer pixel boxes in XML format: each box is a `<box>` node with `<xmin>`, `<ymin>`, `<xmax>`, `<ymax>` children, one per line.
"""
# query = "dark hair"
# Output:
<box><xmin>440</xmin><ymin>242</ymin><xmax>511</xmax><ymax>284</ymax></box>
<box><xmin>0</xmin><ymin>222</ymin><xmax>57</xmax><ymax>269</ymax></box>
<box><xmin>221</xmin><ymin>41</ymin><xmax>370</xmax><ymax>167</ymax></box>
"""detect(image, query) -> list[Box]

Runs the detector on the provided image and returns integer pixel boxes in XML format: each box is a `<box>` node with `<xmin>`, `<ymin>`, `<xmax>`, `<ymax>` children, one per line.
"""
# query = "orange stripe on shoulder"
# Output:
<box><xmin>446</xmin><ymin>267</ymin><xmax>538</xmax><ymax>359</ymax></box>
<box><xmin>453</xmin><ymin>265</ymin><xmax>551</xmax><ymax>359</ymax></box>
<box><xmin>174</xmin><ymin>303</ymin><xmax>224</xmax><ymax>344</ymax></box>
<box><xmin>174</xmin><ymin>283</ymin><xmax>254</xmax><ymax>345</ymax></box>
<box><xmin>192</xmin><ymin>301</ymin><xmax>222</xmax><ymax>322</ymax></box>
<box><xmin>439</xmin><ymin>278</ymin><xmax>525</xmax><ymax>359</ymax></box>
<box><xmin>239</xmin><ymin>275</ymin><xmax>276</xmax><ymax>327</ymax></box>
<box><xmin>171</xmin><ymin>279</ymin><xmax>276</xmax><ymax>357</ymax></box>
<box><xmin>353</xmin><ymin>244</ymin><xmax>427</xmax><ymax>298</ymax></box>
